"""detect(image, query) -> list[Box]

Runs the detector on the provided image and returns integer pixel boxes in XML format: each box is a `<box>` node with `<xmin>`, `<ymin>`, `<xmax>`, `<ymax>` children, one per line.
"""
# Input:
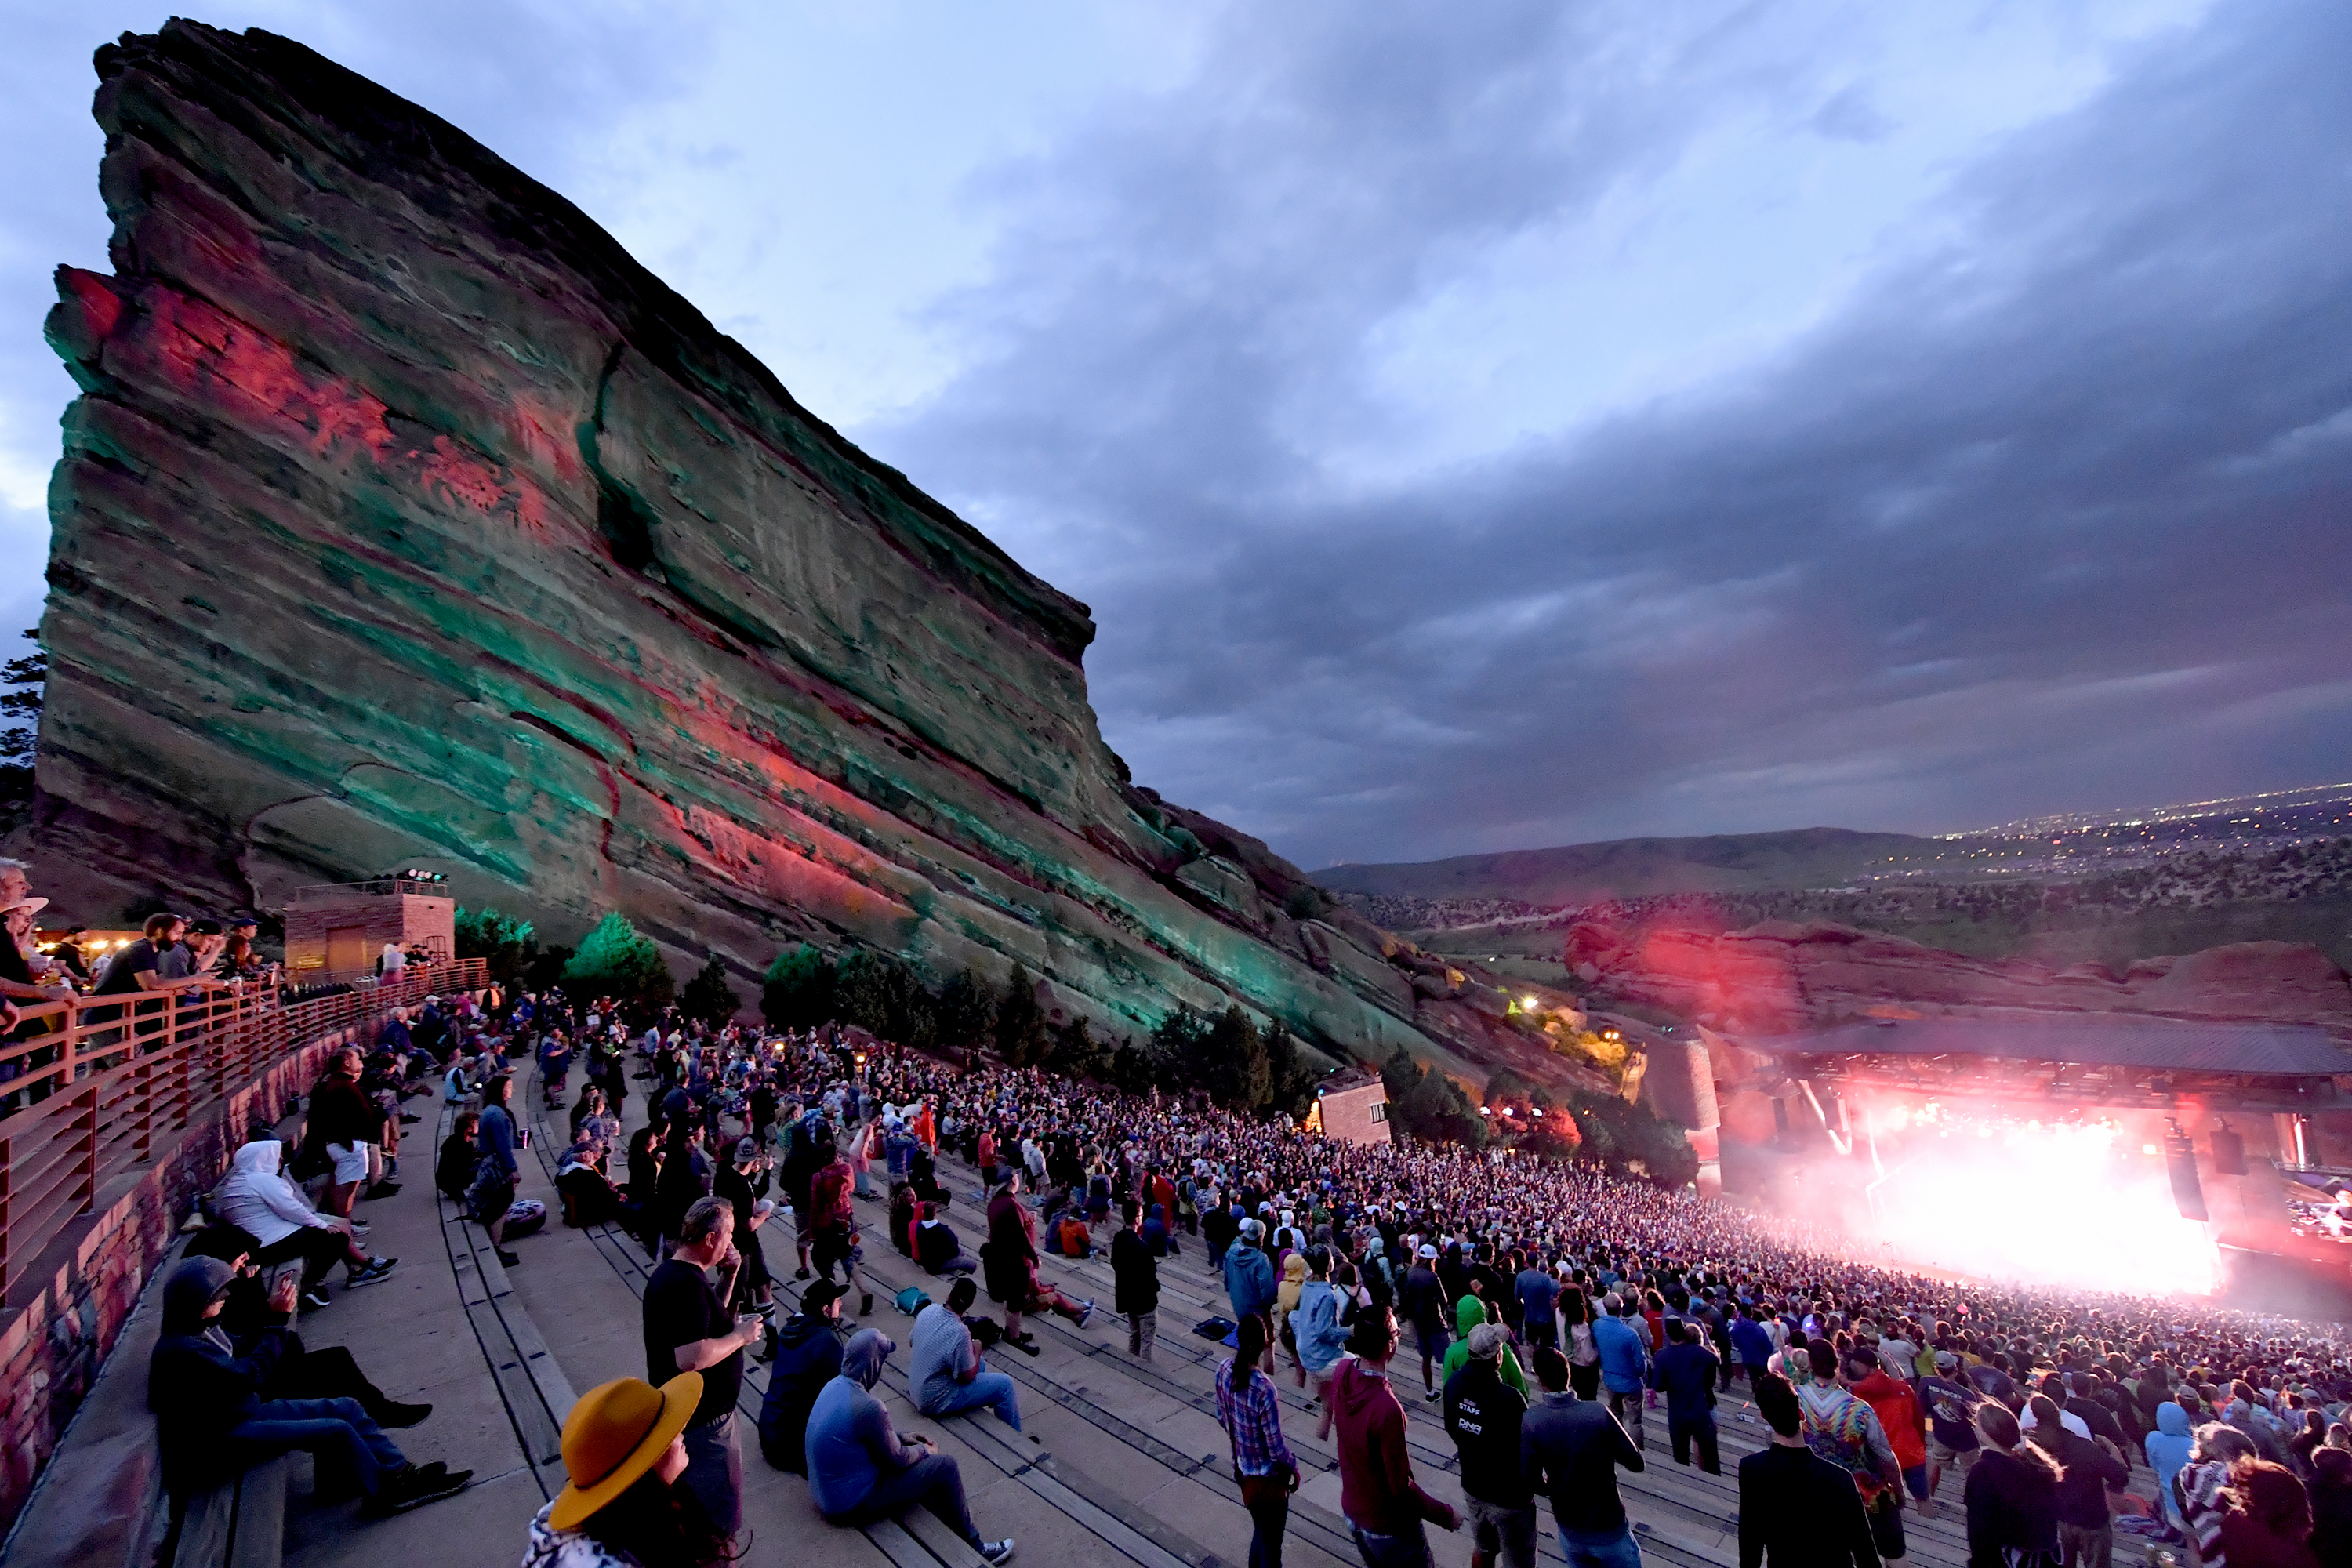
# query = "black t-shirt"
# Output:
<box><xmin>96</xmin><ymin>939</ymin><xmax>162</xmax><ymax>996</ymax></box>
<box><xmin>644</xmin><ymin>1258</ymin><xmax>739</xmax><ymax>1427</ymax></box>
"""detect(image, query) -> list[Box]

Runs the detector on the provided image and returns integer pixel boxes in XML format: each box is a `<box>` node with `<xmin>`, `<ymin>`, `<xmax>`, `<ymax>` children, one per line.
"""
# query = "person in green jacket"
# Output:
<box><xmin>1441</xmin><ymin>1290</ymin><xmax>1526</xmax><ymax>1395</ymax></box>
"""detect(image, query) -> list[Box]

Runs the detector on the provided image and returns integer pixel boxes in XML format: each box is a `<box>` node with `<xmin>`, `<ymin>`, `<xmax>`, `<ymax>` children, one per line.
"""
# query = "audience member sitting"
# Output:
<box><xmin>213</xmin><ymin>1138</ymin><xmax>395</xmax><ymax>1308</ymax></box>
<box><xmin>438</xmin><ymin>1110</ymin><xmax>483</xmax><ymax>1202</ymax></box>
<box><xmin>911</xmin><ymin>1279</ymin><xmax>1022</xmax><ymax>1431</ymax></box>
<box><xmin>758</xmin><ymin>1279</ymin><xmax>845</xmax><ymax>1472</ymax></box>
<box><xmin>804</xmin><ymin>1328</ymin><xmax>1015</xmax><ymax>1563</ymax></box>
<box><xmin>148</xmin><ymin>1258</ymin><xmax>469</xmax><ymax>1519</ymax></box>
<box><xmin>525</xmin><ymin>1374</ymin><xmax>731</xmax><ymax>1567</ymax></box>
<box><xmin>916</xmin><ymin>1203</ymin><xmax>977</xmax><ymax>1276</ymax></box>
<box><xmin>558</xmin><ymin>1132</ymin><xmax>630</xmax><ymax>1228</ymax></box>
<box><xmin>181</xmin><ymin>1230</ymin><xmax>432</xmax><ymax>1427</ymax></box>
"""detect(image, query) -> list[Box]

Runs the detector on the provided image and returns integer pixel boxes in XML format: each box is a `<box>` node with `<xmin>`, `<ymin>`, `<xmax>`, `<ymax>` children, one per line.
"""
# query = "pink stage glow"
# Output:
<box><xmin>1844</xmin><ymin>1099</ymin><xmax>2222</xmax><ymax>1297</ymax></box>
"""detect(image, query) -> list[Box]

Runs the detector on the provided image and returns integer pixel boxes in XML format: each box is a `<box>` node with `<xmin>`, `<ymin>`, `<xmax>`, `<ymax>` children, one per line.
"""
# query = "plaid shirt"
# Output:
<box><xmin>1217</xmin><ymin>1357</ymin><xmax>1294</xmax><ymax>1476</ymax></box>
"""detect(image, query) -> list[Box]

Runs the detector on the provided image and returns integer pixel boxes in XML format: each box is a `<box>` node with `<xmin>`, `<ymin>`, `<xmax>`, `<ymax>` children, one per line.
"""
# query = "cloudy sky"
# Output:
<box><xmin>3</xmin><ymin>0</ymin><xmax>2347</xmax><ymax>869</ymax></box>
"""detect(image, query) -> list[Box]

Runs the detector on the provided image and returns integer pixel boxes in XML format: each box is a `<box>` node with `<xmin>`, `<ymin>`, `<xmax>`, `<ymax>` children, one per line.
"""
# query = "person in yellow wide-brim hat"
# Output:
<box><xmin>521</xmin><ymin>1373</ymin><xmax>736</xmax><ymax>1566</ymax></box>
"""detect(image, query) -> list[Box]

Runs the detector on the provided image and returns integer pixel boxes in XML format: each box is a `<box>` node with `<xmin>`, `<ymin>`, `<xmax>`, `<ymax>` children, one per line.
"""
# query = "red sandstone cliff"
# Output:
<box><xmin>1563</xmin><ymin>917</ymin><xmax>2352</xmax><ymax>1036</ymax></box>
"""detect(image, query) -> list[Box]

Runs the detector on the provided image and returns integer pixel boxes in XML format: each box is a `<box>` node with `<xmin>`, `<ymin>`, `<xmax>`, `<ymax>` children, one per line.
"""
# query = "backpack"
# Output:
<box><xmin>894</xmin><ymin>1286</ymin><xmax>932</xmax><ymax>1317</ymax></box>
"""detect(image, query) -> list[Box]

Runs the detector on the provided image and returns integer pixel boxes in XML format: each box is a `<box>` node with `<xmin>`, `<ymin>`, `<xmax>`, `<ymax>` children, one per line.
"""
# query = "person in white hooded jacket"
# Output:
<box><xmin>215</xmin><ymin>1138</ymin><xmax>396</xmax><ymax>1308</ymax></box>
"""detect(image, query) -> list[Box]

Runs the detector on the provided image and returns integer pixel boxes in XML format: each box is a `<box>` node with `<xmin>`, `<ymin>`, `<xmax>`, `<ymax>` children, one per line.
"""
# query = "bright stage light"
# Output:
<box><xmin>1849</xmin><ymin>1102</ymin><xmax>2221</xmax><ymax>1297</ymax></box>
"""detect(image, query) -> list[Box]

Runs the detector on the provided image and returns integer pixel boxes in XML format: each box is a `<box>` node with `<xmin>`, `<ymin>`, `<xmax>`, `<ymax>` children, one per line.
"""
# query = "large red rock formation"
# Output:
<box><xmin>1563</xmin><ymin>918</ymin><xmax>2352</xmax><ymax>1036</ymax></box>
<box><xmin>24</xmin><ymin>20</ymin><xmax>1571</xmax><ymax>1083</ymax></box>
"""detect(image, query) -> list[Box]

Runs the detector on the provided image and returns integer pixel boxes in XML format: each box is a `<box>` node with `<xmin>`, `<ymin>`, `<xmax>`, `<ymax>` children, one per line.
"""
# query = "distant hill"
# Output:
<box><xmin>1314</xmin><ymin>827</ymin><xmax>1940</xmax><ymax>904</ymax></box>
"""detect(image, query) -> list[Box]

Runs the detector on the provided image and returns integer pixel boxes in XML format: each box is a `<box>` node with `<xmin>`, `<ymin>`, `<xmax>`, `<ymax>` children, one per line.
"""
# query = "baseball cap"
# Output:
<box><xmin>1935</xmin><ymin>1351</ymin><xmax>1958</xmax><ymax>1370</ymax></box>
<box><xmin>1418</xmin><ymin>1243</ymin><xmax>1439</xmax><ymax>1259</ymax></box>
<box><xmin>804</xmin><ymin>1279</ymin><xmax>848</xmax><ymax>1311</ymax></box>
<box><xmin>1467</xmin><ymin>1323</ymin><xmax>1509</xmax><ymax>1360</ymax></box>
<box><xmin>1239</xmin><ymin>1218</ymin><xmax>1264</xmax><ymax>1240</ymax></box>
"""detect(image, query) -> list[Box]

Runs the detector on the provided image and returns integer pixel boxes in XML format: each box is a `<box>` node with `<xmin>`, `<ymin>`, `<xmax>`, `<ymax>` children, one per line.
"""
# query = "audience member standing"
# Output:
<box><xmin>1593</xmin><ymin>1294</ymin><xmax>1651</xmax><ymax>1453</ymax></box>
<box><xmin>1964</xmin><ymin>1402</ymin><xmax>2061</xmax><ymax>1568</ymax></box>
<box><xmin>641</xmin><ymin>1196</ymin><xmax>759</xmax><ymax>1541</ymax></box>
<box><xmin>1444</xmin><ymin>1323</ymin><xmax>1536</xmax><ymax>1568</ymax></box>
<box><xmin>1112</xmin><ymin>1197</ymin><xmax>1160</xmax><ymax>1363</ymax></box>
<box><xmin>1217</xmin><ymin>1315</ymin><xmax>1298</xmax><ymax>1568</ymax></box>
<box><xmin>1649</xmin><ymin>1317</ymin><xmax>1722</xmax><ymax>1474</ymax></box>
<box><xmin>1520</xmin><ymin>1346</ymin><xmax>1645</xmax><ymax>1568</ymax></box>
<box><xmin>1330</xmin><ymin>1306</ymin><xmax>1461</xmax><ymax>1567</ymax></box>
<box><xmin>1737</xmin><ymin>1371</ymin><xmax>1882</xmax><ymax>1568</ymax></box>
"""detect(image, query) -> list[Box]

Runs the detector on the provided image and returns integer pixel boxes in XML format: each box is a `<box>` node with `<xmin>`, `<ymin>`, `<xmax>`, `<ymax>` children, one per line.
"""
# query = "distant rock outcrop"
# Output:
<box><xmin>1563</xmin><ymin>918</ymin><xmax>2352</xmax><ymax>1036</ymax></box>
<box><xmin>27</xmin><ymin>21</ymin><xmax>1564</xmax><ymax>1082</ymax></box>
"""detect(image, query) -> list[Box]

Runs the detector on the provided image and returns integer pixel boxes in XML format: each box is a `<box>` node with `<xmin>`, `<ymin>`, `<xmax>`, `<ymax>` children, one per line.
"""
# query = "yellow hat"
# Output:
<box><xmin>547</xmin><ymin>1374</ymin><xmax>702</xmax><ymax>1530</ymax></box>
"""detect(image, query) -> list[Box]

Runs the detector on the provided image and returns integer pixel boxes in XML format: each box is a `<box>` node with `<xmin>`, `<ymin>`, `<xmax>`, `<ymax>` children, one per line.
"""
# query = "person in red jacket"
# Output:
<box><xmin>806</xmin><ymin>1138</ymin><xmax>874</xmax><ymax>1317</ymax></box>
<box><xmin>1849</xmin><ymin>1354</ymin><xmax>1933</xmax><ymax>1519</ymax></box>
<box><xmin>1329</xmin><ymin>1305</ymin><xmax>1461</xmax><ymax>1567</ymax></box>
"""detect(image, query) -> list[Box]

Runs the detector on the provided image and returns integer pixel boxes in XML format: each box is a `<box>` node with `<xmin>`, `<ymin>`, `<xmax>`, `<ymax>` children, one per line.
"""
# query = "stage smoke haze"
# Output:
<box><xmin>1820</xmin><ymin>1098</ymin><xmax>2223</xmax><ymax>1297</ymax></box>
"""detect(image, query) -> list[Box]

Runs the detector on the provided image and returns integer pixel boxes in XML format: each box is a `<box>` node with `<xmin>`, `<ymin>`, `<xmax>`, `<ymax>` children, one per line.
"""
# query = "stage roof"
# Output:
<box><xmin>1745</xmin><ymin>1017</ymin><xmax>2352</xmax><ymax>1077</ymax></box>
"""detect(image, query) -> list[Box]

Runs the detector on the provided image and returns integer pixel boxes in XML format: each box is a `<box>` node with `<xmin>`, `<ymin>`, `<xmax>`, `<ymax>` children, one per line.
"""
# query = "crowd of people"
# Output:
<box><xmin>128</xmin><ymin>958</ymin><xmax>2352</xmax><ymax>1568</ymax></box>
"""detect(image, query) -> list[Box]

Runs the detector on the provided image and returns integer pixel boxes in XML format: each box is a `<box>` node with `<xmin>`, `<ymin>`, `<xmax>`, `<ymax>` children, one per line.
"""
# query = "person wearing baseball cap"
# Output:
<box><xmin>1223</xmin><ymin>1217</ymin><xmax>1279</xmax><ymax>1372</ymax></box>
<box><xmin>758</xmin><ymin>1279</ymin><xmax>847</xmax><ymax>1472</ymax></box>
<box><xmin>526</xmin><ymin>1372</ymin><xmax>720</xmax><ymax>1564</ymax></box>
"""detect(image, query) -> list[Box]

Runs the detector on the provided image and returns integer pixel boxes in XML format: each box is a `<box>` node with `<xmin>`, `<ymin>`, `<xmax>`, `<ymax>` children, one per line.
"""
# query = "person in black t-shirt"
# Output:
<box><xmin>643</xmin><ymin>1194</ymin><xmax>758</xmax><ymax>1542</ymax></box>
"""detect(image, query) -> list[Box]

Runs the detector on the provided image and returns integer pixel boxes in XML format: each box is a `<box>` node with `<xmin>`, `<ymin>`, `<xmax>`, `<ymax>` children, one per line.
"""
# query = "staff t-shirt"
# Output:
<box><xmin>644</xmin><ymin>1258</ymin><xmax>740</xmax><ymax>1427</ymax></box>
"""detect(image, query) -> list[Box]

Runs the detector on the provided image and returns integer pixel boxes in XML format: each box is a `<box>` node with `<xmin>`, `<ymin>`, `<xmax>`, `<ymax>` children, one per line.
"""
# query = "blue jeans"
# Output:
<box><xmin>1350</xmin><ymin>1520</ymin><xmax>1432</xmax><ymax>1568</ymax></box>
<box><xmin>922</xmin><ymin>1367</ymin><xmax>1022</xmax><ymax>1432</ymax></box>
<box><xmin>1557</xmin><ymin>1523</ymin><xmax>1642</xmax><ymax>1568</ymax></box>
<box><xmin>230</xmin><ymin>1396</ymin><xmax>405</xmax><ymax>1497</ymax></box>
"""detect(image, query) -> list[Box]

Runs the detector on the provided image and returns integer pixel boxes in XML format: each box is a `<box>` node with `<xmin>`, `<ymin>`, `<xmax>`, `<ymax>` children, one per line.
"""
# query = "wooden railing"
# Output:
<box><xmin>0</xmin><ymin>959</ymin><xmax>485</xmax><ymax>1298</ymax></box>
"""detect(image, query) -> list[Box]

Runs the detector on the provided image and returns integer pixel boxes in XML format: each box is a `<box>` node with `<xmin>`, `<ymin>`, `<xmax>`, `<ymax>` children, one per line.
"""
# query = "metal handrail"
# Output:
<box><xmin>0</xmin><ymin>958</ymin><xmax>486</xmax><ymax>1297</ymax></box>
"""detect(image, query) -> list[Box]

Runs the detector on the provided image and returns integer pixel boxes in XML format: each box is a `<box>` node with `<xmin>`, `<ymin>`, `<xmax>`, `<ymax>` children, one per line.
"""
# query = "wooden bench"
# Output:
<box><xmin>158</xmin><ymin>1457</ymin><xmax>292</xmax><ymax>1568</ymax></box>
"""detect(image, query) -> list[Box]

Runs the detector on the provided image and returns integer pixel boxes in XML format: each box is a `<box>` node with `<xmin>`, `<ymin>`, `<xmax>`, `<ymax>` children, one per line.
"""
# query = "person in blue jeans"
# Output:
<box><xmin>1592</xmin><ymin>1294</ymin><xmax>1651</xmax><ymax>1454</ymax></box>
<box><xmin>1521</xmin><ymin>1346</ymin><xmax>1645</xmax><ymax>1568</ymax></box>
<box><xmin>147</xmin><ymin>1257</ymin><xmax>471</xmax><ymax>1519</ymax></box>
<box><xmin>911</xmin><ymin>1279</ymin><xmax>1022</xmax><ymax>1431</ymax></box>
<box><xmin>1646</xmin><ymin>1318</ymin><xmax>1722</xmax><ymax>1473</ymax></box>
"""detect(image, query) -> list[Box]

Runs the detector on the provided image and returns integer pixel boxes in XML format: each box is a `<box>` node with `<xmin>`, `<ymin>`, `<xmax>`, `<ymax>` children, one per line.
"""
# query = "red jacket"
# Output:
<box><xmin>1853</xmin><ymin>1369</ymin><xmax>1927</xmax><ymax>1471</ymax></box>
<box><xmin>1330</xmin><ymin>1359</ymin><xmax>1457</xmax><ymax>1534</ymax></box>
<box><xmin>808</xmin><ymin>1160</ymin><xmax>854</xmax><ymax>1229</ymax></box>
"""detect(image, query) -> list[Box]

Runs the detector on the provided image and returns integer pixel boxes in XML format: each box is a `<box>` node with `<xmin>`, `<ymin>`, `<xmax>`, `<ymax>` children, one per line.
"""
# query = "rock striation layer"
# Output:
<box><xmin>30</xmin><ymin>21</ymin><xmax>1562</xmax><ymax>1080</ymax></box>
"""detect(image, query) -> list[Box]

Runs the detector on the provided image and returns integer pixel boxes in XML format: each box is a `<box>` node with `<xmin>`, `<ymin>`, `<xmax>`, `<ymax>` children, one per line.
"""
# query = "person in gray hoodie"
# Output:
<box><xmin>804</xmin><ymin>1328</ymin><xmax>1016</xmax><ymax>1564</ymax></box>
<box><xmin>147</xmin><ymin>1257</ymin><xmax>467</xmax><ymax>1518</ymax></box>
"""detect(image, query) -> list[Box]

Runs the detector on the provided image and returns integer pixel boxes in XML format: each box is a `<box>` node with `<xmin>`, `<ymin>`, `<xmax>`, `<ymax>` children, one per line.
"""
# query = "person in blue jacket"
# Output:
<box><xmin>760</xmin><ymin>1279</ymin><xmax>845</xmax><ymax>1472</ymax></box>
<box><xmin>2145</xmin><ymin>1399</ymin><xmax>2196</xmax><ymax>1532</ymax></box>
<box><xmin>1224</xmin><ymin>1218</ymin><xmax>1279</xmax><ymax>1369</ymax></box>
<box><xmin>1592</xmin><ymin>1292</ymin><xmax>1651</xmax><ymax>1453</ymax></box>
<box><xmin>1290</xmin><ymin>1246</ymin><xmax>1352</xmax><ymax>1439</ymax></box>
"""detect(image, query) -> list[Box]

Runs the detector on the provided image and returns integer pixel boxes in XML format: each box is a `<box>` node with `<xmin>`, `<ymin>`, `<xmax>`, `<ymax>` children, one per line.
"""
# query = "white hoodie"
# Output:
<box><xmin>214</xmin><ymin>1140</ymin><xmax>332</xmax><ymax>1249</ymax></box>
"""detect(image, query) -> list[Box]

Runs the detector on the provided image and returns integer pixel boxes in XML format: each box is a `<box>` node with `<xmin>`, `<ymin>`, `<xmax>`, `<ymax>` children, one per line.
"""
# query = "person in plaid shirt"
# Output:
<box><xmin>1218</xmin><ymin>1315</ymin><xmax>1298</xmax><ymax>1568</ymax></box>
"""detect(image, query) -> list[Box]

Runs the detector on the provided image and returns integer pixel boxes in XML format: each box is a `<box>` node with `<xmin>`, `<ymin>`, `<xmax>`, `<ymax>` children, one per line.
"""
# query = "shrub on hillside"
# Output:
<box><xmin>562</xmin><ymin>913</ymin><xmax>673</xmax><ymax>1017</ymax></box>
<box><xmin>762</xmin><ymin>943</ymin><xmax>836</xmax><ymax>1030</ymax></box>
<box><xmin>456</xmin><ymin>905</ymin><xmax>535</xmax><ymax>985</ymax></box>
<box><xmin>680</xmin><ymin>954</ymin><xmax>742</xmax><ymax>1026</ymax></box>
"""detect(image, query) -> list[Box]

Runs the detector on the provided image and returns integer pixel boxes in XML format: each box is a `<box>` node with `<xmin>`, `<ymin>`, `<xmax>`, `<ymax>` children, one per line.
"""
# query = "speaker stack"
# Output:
<box><xmin>2165</xmin><ymin>1126</ymin><xmax>2209</xmax><ymax>1221</ymax></box>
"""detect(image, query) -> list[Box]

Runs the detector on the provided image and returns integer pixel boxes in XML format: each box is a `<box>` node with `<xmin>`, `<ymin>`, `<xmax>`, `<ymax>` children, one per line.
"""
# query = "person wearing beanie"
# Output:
<box><xmin>524</xmin><ymin>1374</ymin><xmax>728</xmax><ymax>1566</ymax></box>
<box><xmin>805</xmin><ymin>1329</ymin><xmax>1014</xmax><ymax>1564</ymax></box>
<box><xmin>148</xmin><ymin>1257</ymin><xmax>469</xmax><ymax>1519</ymax></box>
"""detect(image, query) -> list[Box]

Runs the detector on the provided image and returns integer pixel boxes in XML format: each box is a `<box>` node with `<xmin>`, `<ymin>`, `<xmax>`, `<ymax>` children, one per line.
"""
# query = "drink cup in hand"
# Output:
<box><xmin>516</xmin><ymin>1127</ymin><xmax>531</xmax><ymax>1149</ymax></box>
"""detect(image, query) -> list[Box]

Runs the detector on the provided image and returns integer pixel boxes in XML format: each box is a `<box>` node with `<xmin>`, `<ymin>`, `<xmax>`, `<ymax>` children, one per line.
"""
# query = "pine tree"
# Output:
<box><xmin>680</xmin><ymin>954</ymin><xmax>742</xmax><ymax>1026</ymax></box>
<box><xmin>561</xmin><ymin>913</ymin><xmax>674</xmax><ymax>1016</ymax></box>
<box><xmin>993</xmin><ymin>960</ymin><xmax>1048</xmax><ymax>1066</ymax></box>
<box><xmin>761</xmin><ymin>943</ymin><xmax>836</xmax><ymax>1029</ymax></box>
